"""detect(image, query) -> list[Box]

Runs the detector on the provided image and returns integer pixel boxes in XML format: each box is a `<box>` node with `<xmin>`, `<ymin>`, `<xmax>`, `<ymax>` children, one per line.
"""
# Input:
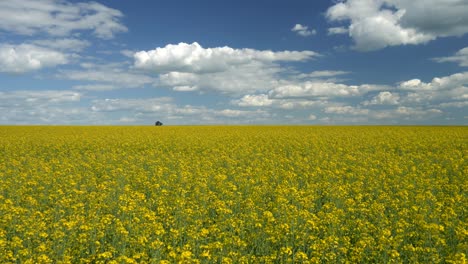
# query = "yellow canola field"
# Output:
<box><xmin>0</xmin><ymin>126</ymin><xmax>466</xmax><ymax>263</ymax></box>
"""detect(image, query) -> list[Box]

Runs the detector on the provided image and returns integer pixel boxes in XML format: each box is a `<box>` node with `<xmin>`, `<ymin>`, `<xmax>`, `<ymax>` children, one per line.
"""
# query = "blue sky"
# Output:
<box><xmin>0</xmin><ymin>0</ymin><xmax>467</xmax><ymax>125</ymax></box>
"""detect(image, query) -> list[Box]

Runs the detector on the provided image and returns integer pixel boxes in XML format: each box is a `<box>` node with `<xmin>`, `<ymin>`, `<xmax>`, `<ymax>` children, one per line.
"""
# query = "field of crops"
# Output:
<box><xmin>0</xmin><ymin>126</ymin><xmax>466</xmax><ymax>263</ymax></box>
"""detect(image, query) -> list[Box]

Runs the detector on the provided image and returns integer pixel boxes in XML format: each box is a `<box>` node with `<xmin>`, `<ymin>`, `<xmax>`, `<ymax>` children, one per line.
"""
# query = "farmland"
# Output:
<box><xmin>0</xmin><ymin>126</ymin><xmax>466</xmax><ymax>263</ymax></box>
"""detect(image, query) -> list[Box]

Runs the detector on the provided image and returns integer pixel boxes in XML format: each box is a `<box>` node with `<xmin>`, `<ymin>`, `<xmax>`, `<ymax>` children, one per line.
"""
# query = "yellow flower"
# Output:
<box><xmin>0</xmin><ymin>126</ymin><xmax>465</xmax><ymax>263</ymax></box>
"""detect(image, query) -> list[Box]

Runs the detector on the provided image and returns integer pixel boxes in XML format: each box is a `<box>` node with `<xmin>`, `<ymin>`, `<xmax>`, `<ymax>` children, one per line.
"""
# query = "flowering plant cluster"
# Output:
<box><xmin>0</xmin><ymin>126</ymin><xmax>466</xmax><ymax>263</ymax></box>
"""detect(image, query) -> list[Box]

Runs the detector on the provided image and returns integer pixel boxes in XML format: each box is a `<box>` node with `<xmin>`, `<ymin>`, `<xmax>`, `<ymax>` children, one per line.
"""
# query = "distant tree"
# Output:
<box><xmin>155</xmin><ymin>121</ymin><xmax>163</xmax><ymax>126</ymax></box>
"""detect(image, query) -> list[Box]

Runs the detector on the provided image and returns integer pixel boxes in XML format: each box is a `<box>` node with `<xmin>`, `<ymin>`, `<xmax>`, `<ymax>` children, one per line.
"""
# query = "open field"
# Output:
<box><xmin>0</xmin><ymin>126</ymin><xmax>466</xmax><ymax>263</ymax></box>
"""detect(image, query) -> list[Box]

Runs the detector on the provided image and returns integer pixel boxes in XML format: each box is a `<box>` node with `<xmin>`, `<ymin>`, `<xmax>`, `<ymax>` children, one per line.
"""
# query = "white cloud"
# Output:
<box><xmin>398</xmin><ymin>72</ymin><xmax>468</xmax><ymax>105</ymax></box>
<box><xmin>321</xmin><ymin>105</ymin><xmax>443</xmax><ymax>121</ymax></box>
<box><xmin>157</xmin><ymin>72</ymin><xmax>199</xmax><ymax>89</ymax></box>
<box><xmin>363</xmin><ymin>91</ymin><xmax>400</xmax><ymax>105</ymax></box>
<box><xmin>89</xmin><ymin>97</ymin><xmax>270</xmax><ymax>124</ymax></box>
<box><xmin>276</xmin><ymin>100</ymin><xmax>328</xmax><ymax>110</ymax></box>
<box><xmin>291</xmin><ymin>24</ymin><xmax>316</xmax><ymax>37</ymax></box>
<box><xmin>0</xmin><ymin>106</ymin><xmax>91</xmax><ymax>124</ymax></box>
<box><xmin>135</xmin><ymin>42</ymin><xmax>318</xmax><ymax>95</ymax></box>
<box><xmin>215</xmin><ymin>109</ymin><xmax>268</xmax><ymax>118</ymax></box>
<box><xmin>231</xmin><ymin>71</ymin><xmax>466</xmax><ymax>123</ymax></box>
<box><xmin>172</xmin><ymin>85</ymin><xmax>199</xmax><ymax>92</ymax></box>
<box><xmin>2</xmin><ymin>69</ymin><xmax>464</xmax><ymax>124</ymax></box>
<box><xmin>90</xmin><ymin>97</ymin><xmax>174</xmax><ymax>112</ymax></box>
<box><xmin>72</xmin><ymin>84</ymin><xmax>118</xmax><ymax>91</ymax></box>
<box><xmin>394</xmin><ymin>106</ymin><xmax>443</xmax><ymax>118</ymax></box>
<box><xmin>324</xmin><ymin>105</ymin><xmax>369</xmax><ymax>115</ymax></box>
<box><xmin>358</xmin><ymin>72</ymin><xmax>466</xmax><ymax>120</ymax></box>
<box><xmin>328</xmin><ymin>27</ymin><xmax>348</xmax><ymax>35</ymax></box>
<box><xmin>32</xmin><ymin>38</ymin><xmax>90</xmax><ymax>51</ymax></box>
<box><xmin>0</xmin><ymin>90</ymin><xmax>81</xmax><ymax>104</ymax></box>
<box><xmin>134</xmin><ymin>42</ymin><xmax>319</xmax><ymax>95</ymax></box>
<box><xmin>232</xmin><ymin>93</ymin><xmax>330</xmax><ymax>110</ymax></box>
<box><xmin>121</xmin><ymin>49</ymin><xmax>136</xmax><ymax>58</ymax></box>
<box><xmin>0</xmin><ymin>44</ymin><xmax>67</xmax><ymax>73</ymax></box>
<box><xmin>119</xmin><ymin>117</ymin><xmax>138</xmax><ymax>123</ymax></box>
<box><xmin>134</xmin><ymin>42</ymin><xmax>318</xmax><ymax>73</ymax></box>
<box><xmin>64</xmin><ymin>69</ymin><xmax>154</xmax><ymax>88</ymax></box>
<box><xmin>326</xmin><ymin>0</ymin><xmax>468</xmax><ymax>51</ymax></box>
<box><xmin>61</xmin><ymin>63</ymin><xmax>156</xmax><ymax>90</ymax></box>
<box><xmin>234</xmin><ymin>94</ymin><xmax>274</xmax><ymax>107</ymax></box>
<box><xmin>296</xmin><ymin>70</ymin><xmax>350</xmax><ymax>79</ymax></box>
<box><xmin>434</xmin><ymin>47</ymin><xmax>468</xmax><ymax>67</ymax></box>
<box><xmin>397</xmin><ymin>72</ymin><xmax>468</xmax><ymax>102</ymax></box>
<box><xmin>439</xmin><ymin>101</ymin><xmax>468</xmax><ymax>108</ymax></box>
<box><xmin>157</xmin><ymin>62</ymin><xmax>281</xmax><ymax>94</ymax></box>
<box><xmin>268</xmin><ymin>82</ymin><xmax>385</xmax><ymax>99</ymax></box>
<box><xmin>0</xmin><ymin>0</ymin><xmax>127</xmax><ymax>39</ymax></box>
<box><xmin>0</xmin><ymin>90</ymin><xmax>88</xmax><ymax>124</ymax></box>
<box><xmin>399</xmin><ymin>78</ymin><xmax>425</xmax><ymax>90</ymax></box>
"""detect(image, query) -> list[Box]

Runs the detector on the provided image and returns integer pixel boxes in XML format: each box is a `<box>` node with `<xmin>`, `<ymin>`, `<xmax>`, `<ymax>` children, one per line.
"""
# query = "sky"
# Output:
<box><xmin>0</xmin><ymin>0</ymin><xmax>467</xmax><ymax>125</ymax></box>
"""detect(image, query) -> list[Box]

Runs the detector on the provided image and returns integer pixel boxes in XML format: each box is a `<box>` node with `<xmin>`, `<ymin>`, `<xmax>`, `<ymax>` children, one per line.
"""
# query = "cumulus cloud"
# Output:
<box><xmin>233</xmin><ymin>94</ymin><xmax>274</xmax><ymax>107</ymax></box>
<box><xmin>90</xmin><ymin>97</ymin><xmax>270</xmax><ymax>124</ymax></box>
<box><xmin>296</xmin><ymin>70</ymin><xmax>350</xmax><ymax>79</ymax></box>
<box><xmin>156</xmin><ymin>62</ymin><xmax>281</xmax><ymax>94</ymax></box>
<box><xmin>363</xmin><ymin>91</ymin><xmax>400</xmax><ymax>105</ymax></box>
<box><xmin>291</xmin><ymin>24</ymin><xmax>316</xmax><ymax>37</ymax></box>
<box><xmin>215</xmin><ymin>109</ymin><xmax>268</xmax><ymax>118</ymax></box>
<box><xmin>439</xmin><ymin>101</ymin><xmax>468</xmax><ymax>108</ymax></box>
<box><xmin>64</xmin><ymin>69</ymin><xmax>154</xmax><ymax>89</ymax></box>
<box><xmin>324</xmin><ymin>105</ymin><xmax>369</xmax><ymax>115</ymax></box>
<box><xmin>230</xmin><ymin>71</ymin><xmax>466</xmax><ymax>123</ymax></box>
<box><xmin>32</xmin><ymin>38</ymin><xmax>90</xmax><ymax>52</ymax></box>
<box><xmin>0</xmin><ymin>44</ymin><xmax>68</xmax><ymax>73</ymax></box>
<box><xmin>0</xmin><ymin>90</ymin><xmax>87</xmax><ymax>124</ymax></box>
<box><xmin>60</xmin><ymin>63</ymin><xmax>156</xmax><ymax>91</ymax></box>
<box><xmin>321</xmin><ymin>105</ymin><xmax>443</xmax><ymax>122</ymax></box>
<box><xmin>399</xmin><ymin>78</ymin><xmax>426</xmax><ymax>90</ymax></box>
<box><xmin>72</xmin><ymin>84</ymin><xmax>118</xmax><ymax>91</ymax></box>
<box><xmin>268</xmin><ymin>82</ymin><xmax>385</xmax><ymax>99</ymax></box>
<box><xmin>134</xmin><ymin>42</ymin><xmax>318</xmax><ymax>95</ymax></box>
<box><xmin>90</xmin><ymin>97</ymin><xmax>174</xmax><ymax>112</ymax></box>
<box><xmin>398</xmin><ymin>72</ymin><xmax>467</xmax><ymax>93</ymax></box>
<box><xmin>397</xmin><ymin>72</ymin><xmax>468</xmax><ymax>106</ymax></box>
<box><xmin>121</xmin><ymin>49</ymin><xmax>136</xmax><ymax>58</ymax></box>
<box><xmin>361</xmin><ymin>72</ymin><xmax>466</xmax><ymax>120</ymax></box>
<box><xmin>0</xmin><ymin>0</ymin><xmax>127</xmax><ymax>39</ymax></box>
<box><xmin>326</xmin><ymin>0</ymin><xmax>468</xmax><ymax>51</ymax></box>
<box><xmin>232</xmin><ymin>93</ymin><xmax>332</xmax><ymax>110</ymax></box>
<box><xmin>2</xmin><ymin>71</ymin><xmax>463</xmax><ymax>124</ymax></box>
<box><xmin>134</xmin><ymin>42</ymin><xmax>318</xmax><ymax>73</ymax></box>
<box><xmin>327</xmin><ymin>27</ymin><xmax>348</xmax><ymax>35</ymax></box>
<box><xmin>0</xmin><ymin>106</ymin><xmax>91</xmax><ymax>124</ymax></box>
<box><xmin>362</xmin><ymin>106</ymin><xmax>443</xmax><ymax>121</ymax></box>
<box><xmin>275</xmin><ymin>100</ymin><xmax>329</xmax><ymax>110</ymax></box>
<box><xmin>0</xmin><ymin>90</ymin><xmax>81</xmax><ymax>103</ymax></box>
<box><xmin>433</xmin><ymin>47</ymin><xmax>468</xmax><ymax>67</ymax></box>
<box><xmin>391</xmin><ymin>107</ymin><xmax>443</xmax><ymax>119</ymax></box>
